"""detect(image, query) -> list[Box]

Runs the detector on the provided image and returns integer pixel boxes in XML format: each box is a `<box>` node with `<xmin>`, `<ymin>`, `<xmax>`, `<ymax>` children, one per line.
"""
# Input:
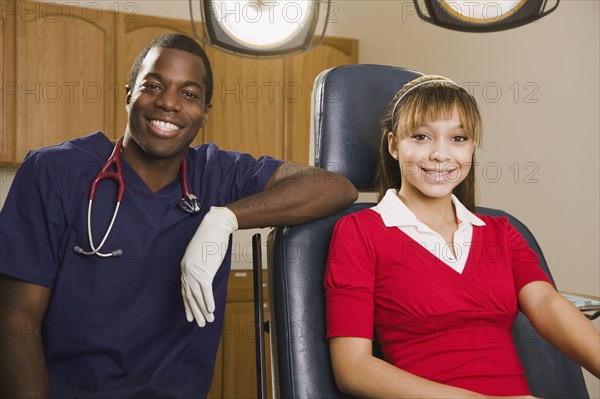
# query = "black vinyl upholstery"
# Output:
<box><xmin>312</xmin><ymin>64</ymin><xmax>422</xmax><ymax>190</ymax></box>
<box><xmin>267</xmin><ymin>65</ymin><xmax>589</xmax><ymax>399</ymax></box>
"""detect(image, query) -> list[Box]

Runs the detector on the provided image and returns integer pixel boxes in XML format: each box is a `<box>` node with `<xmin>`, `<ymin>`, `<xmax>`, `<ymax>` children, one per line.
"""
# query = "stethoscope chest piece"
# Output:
<box><xmin>179</xmin><ymin>193</ymin><xmax>201</xmax><ymax>214</ymax></box>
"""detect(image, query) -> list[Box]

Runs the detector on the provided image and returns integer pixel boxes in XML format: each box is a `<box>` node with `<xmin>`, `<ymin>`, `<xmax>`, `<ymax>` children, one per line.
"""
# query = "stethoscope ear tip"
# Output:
<box><xmin>73</xmin><ymin>245</ymin><xmax>123</xmax><ymax>257</ymax></box>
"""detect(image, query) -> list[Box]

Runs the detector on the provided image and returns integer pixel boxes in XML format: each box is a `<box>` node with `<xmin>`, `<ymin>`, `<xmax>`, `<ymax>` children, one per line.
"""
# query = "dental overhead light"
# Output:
<box><xmin>414</xmin><ymin>0</ymin><xmax>560</xmax><ymax>32</ymax></box>
<box><xmin>189</xmin><ymin>0</ymin><xmax>332</xmax><ymax>57</ymax></box>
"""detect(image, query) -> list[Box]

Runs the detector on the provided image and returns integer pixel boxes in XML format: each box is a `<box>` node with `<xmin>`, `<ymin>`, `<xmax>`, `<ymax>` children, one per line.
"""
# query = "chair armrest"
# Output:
<box><xmin>560</xmin><ymin>291</ymin><xmax>600</xmax><ymax>320</ymax></box>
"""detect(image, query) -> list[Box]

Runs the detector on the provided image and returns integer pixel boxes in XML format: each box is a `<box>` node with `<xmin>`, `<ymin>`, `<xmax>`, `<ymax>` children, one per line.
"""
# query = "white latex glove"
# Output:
<box><xmin>181</xmin><ymin>206</ymin><xmax>238</xmax><ymax>327</ymax></box>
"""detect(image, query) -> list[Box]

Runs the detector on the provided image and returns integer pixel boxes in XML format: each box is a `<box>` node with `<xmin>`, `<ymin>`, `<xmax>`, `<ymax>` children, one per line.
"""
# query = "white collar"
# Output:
<box><xmin>375</xmin><ymin>189</ymin><xmax>485</xmax><ymax>228</ymax></box>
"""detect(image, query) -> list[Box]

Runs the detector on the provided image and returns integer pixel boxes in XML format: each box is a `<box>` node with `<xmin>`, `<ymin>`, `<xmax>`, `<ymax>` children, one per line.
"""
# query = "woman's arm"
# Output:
<box><xmin>329</xmin><ymin>337</ymin><xmax>523</xmax><ymax>399</ymax></box>
<box><xmin>0</xmin><ymin>275</ymin><xmax>52</xmax><ymax>398</ymax></box>
<box><xmin>519</xmin><ymin>281</ymin><xmax>600</xmax><ymax>378</ymax></box>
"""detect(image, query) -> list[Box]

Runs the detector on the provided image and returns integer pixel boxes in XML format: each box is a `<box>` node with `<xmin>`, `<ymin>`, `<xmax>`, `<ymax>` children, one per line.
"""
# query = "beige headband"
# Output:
<box><xmin>390</xmin><ymin>79</ymin><xmax>461</xmax><ymax>126</ymax></box>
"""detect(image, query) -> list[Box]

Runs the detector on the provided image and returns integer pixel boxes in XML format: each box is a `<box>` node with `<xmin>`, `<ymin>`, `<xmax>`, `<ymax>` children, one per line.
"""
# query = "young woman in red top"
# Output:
<box><xmin>325</xmin><ymin>75</ymin><xmax>599</xmax><ymax>398</ymax></box>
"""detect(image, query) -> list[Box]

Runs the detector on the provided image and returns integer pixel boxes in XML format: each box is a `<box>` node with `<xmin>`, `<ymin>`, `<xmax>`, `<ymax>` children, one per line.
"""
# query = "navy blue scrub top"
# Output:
<box><xmin>0</xmin><ymin>132</ymin><xmax>283</xmax><ymax>398</ymax></box>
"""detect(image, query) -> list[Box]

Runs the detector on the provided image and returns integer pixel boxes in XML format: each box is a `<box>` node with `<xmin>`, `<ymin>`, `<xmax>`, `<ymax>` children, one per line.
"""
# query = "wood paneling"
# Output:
<box><xmin>284</xmin><ymin>37</ymin><xmax>359</xmax><ymax>164</ymax></box>
<box><xmin>1</xmin><ymin>0</ymin><xmax>17</xmax><ymax>163</ymax></box>
<box><xmin>204</xmin><ymin>49</ymin><xmax>285</xmax><ymax>159</ymax></box>
<box><xmin>12</xmin><ymin>3</ymin><xmax>116</xmax><ymax>161</ymax></box>
<box><xmin>217</xmin><ymin>270</ymin><xmax>272</xmax><ymax>399</ymax></box>
<box><xmin>1</xmin><ymin>3</ymin><xmax>357</xmax><ymax>164</ymax></box>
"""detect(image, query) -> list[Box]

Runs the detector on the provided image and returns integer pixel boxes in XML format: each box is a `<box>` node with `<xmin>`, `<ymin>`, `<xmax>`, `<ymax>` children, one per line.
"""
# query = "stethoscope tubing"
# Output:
<box><xmin>74</xmin><ymin>137</ymin><xmax>200</xmax><ymax>258</ymax></box>
<box><xmin>90</xmin><ymin>137</ymin><xmax>125</xmax><ymax>202</ymax></box>
<box><xmin>74</xmin><ymin>200</ymin><xmax>123</xmax><ymax>257</ymax></box>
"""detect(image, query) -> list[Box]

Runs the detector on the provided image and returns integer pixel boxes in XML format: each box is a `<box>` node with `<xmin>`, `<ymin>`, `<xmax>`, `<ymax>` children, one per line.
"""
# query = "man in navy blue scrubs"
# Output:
<box><xmin>0</xmin><ymin>33</ymin><xmax>357</xmax><ymax>398</ymax></box>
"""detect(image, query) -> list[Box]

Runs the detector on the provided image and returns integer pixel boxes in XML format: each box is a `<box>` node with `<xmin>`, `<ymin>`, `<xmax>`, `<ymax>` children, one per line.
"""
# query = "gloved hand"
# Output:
<box><xmin>181</xmin><ymin>206</ymin><xmax>238</xmax><ymax>327</ymax></box>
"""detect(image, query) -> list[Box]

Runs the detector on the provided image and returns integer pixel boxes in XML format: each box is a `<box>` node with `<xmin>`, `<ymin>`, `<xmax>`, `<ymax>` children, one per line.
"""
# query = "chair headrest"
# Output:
<box><xmin>312</xmin><ymin>64</ymin><xmax>422</xmax><ymax>190</ymax></box>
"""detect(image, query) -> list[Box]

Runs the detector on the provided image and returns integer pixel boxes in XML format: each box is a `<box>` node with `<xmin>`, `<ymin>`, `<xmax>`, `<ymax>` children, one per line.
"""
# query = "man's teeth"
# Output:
<box><xmin>151</xmin><ymin>120</ymin><xmax>179</xmax><ymax>132</ymax></box>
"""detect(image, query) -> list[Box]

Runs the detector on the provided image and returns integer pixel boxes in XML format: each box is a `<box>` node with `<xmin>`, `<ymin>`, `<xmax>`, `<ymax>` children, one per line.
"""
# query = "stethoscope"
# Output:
<box><xmin>73</xmin><ymin>137</ymin><xmax>201</xmax><ymax>257</ymax></box>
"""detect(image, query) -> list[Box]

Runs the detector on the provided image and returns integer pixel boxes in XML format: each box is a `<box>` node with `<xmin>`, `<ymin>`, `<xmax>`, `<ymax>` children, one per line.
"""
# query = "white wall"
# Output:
<box><xmin>4</xmin><ymin>0</ymin><xmax>599</xmax><ymax>395</ymax></box>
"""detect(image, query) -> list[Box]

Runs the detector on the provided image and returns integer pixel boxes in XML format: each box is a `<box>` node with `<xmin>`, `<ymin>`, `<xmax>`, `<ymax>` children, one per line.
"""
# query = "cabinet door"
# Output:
<box><xmin>220</xmin><ymin>301</ymin><xmax>272</xmax><ymax>399</ymax></box>
<box><xmin>1</xmin><ymin>0</ymin><xmax>17</xmax><ymax>163</ymax></box>
<box><xmin>115</xmin><ymin>14</ymin><xmax>204</xmax><ymax>144</ymax></box>
<box><xmin>284</xmin><ymin>37</ymin><xmax>358</xmax><ymax>164</ymax></box>
<box><xmin>6</xmin><ymin>2</ymin><xmax>116</xmax><ymax>162</ymax></box>
<box><xmin>203</xmin><ymin>48</ymin><xmax>285</xmax><ymax>159</ymax></box>
<box><xmin>209</xmin><ymin>270</ymin><xmax>271</xmax><ymax>399</ymax></box>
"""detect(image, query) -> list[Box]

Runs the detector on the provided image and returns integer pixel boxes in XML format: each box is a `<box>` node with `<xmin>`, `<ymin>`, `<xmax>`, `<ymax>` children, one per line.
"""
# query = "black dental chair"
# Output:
<box><xmin>265</xmin><ymin>65</ymin><xmax>589</xmax><ymax>399</ymax></box>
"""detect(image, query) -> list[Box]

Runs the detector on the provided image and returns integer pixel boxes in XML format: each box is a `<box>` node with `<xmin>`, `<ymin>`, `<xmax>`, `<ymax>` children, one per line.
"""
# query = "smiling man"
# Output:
<box><xmin>0</xmin><ymin>33</ymin><xmax>357</xmax><ymax>399</ymax></box>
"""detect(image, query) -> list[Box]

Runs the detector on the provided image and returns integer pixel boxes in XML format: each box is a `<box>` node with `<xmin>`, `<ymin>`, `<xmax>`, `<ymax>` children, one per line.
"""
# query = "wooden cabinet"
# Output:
<box><xmin>205</xmin><ymin>37</ymin><xmax>359</xmax><ymax>163</ymax></box>
<box><xmin>1</xmin><ymin>1</ymin><xmax>357</xmax><ymax>163</ymax></box>
<box><xmin>283</xmin><ymin>37</ymin><xmax>359</xmax><ymax>163</ymax></box>
<box><xmin>208</xmin><ymin>270</ymin><xmax>272</xmax><ymax>399</ymax></box>
<box><xmin>203</xmin><ymin>48</ymin><xmax>286</xmax><ymax>160</ymax></box>
<box><xmin>1</xmin><ymin>1</ymin><xmax>117</xmax><ymax>162</ymax></box>
<box><xmin>1</xmin><ymin>0</ymin><xmax>16</xmax><ymax>163</ymax></box>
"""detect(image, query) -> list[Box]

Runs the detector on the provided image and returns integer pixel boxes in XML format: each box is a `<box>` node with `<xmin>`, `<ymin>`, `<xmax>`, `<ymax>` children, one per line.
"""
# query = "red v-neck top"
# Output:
<box><xmin>325</xmin><ymin>209</ymin><xmax>553</xmax><ymax>395</ymax></box>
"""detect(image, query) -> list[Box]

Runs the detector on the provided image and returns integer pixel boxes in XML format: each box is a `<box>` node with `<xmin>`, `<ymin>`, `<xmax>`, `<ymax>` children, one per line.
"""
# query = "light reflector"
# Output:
<box><xmin>414</xmin><ymin>0</ymin><xmax>560</xmax><ymax>32</ymax></box>
<box><xmin>190</xmin><ymin>0</ymin><xmax>331</xmax><ymax>57</ymax></box>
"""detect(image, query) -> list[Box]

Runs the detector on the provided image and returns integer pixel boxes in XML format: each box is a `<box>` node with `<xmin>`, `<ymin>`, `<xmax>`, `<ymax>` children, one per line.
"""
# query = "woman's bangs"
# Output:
<box><xmin>397</xmin><ymin>95</ymin><xmax>456</xmax><ymax>138</ymax></box>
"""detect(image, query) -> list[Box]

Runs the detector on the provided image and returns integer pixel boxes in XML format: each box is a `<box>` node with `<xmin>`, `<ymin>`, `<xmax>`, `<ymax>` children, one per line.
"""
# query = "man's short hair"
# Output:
<box><xmin>128</xmin><ymin>33</ymin><xmax>213</xmax><ymax>105</ymax></box>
